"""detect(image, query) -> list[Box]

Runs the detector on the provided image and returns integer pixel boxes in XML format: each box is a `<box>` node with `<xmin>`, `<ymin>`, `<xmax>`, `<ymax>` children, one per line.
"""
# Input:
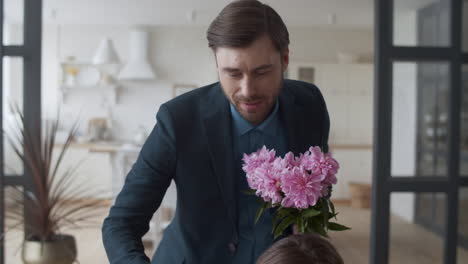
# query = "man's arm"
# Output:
<box><xmin>102</xmin><ymin>104</ymin><xmax>176</xmax><ymax>264</ymax></box>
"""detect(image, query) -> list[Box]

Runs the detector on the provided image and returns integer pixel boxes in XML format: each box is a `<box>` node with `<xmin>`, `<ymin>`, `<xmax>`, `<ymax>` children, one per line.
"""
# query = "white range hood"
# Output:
<box><xmin>118</xmin><ymin>29</ymin><xmax>156</xmax><ymax>80</ymax></box>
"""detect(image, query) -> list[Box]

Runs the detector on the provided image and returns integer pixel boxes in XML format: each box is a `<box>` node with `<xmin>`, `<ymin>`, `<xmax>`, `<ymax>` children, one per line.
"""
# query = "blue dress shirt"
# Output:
<box><xmin>230</xmin><ymin>101</ymin><xmax>288</xmax><ymax>264</ymax></box>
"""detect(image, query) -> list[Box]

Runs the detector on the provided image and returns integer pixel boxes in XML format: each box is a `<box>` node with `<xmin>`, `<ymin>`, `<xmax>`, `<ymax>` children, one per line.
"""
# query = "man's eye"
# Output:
<box><xmin>229</xmin><ymin>73</ymin><xmax>242</xmax><ymax>77</ymax></box>
<box><xmin>256</xmin><ymin>70</ymin><xmax>269</xmax><ymax>76</ymax></box>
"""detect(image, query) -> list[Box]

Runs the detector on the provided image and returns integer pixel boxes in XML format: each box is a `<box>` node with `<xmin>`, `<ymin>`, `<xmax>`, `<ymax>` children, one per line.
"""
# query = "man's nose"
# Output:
<box><xmin>239</xmin><ymin>76</ymin><xmax>255</xmax><ymax>98</ymax></box>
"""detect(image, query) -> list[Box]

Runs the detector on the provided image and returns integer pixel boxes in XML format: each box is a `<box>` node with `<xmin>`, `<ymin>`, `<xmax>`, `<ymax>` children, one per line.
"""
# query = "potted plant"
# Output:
<box><xmin>3</xmin><ymin>104</ymin><xmax>108</xmax><ymax>264</ymax></box>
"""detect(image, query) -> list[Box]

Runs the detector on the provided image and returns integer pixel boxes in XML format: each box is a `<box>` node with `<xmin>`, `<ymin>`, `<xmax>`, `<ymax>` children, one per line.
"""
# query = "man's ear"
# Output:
<box><xmin>281</xmin><ymin>48</ymin><xmax>289</xmax><ymax>72</ymax></box>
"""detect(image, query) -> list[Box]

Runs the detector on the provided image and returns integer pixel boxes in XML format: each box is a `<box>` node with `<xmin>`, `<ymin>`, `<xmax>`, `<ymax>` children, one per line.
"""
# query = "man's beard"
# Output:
<box><xmin>218</xmin><ymin>76</ymin><xmax>284</xmax><ymax>106</ymax></box>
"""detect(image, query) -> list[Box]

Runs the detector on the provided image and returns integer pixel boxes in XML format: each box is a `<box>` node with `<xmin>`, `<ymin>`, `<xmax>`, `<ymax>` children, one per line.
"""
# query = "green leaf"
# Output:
<box><xmin>298</xmin><ymin>217</ymin><xmax>305</xmax><ymax>233</ymax></box>
<box><xmin>321</xmin><ymin>202</ymin><xmax>329</xmax><ymax>228</ymax></box>
<box><xmin>308</xmin><ymin>217</ymin><xmax>328</xmax><ymax>237</ymax></box>
<box><xmin>328</xmin><ymin>222</ymin><xmax>351</xmax><ymax>231</ymax></box>
<box><xmin>272</xmin><ymin>209</ymin><xmax>290</xmax><ymax>232</ymax></box>
<box><xmin>329</xmin><ymin>200</ymin><xmax>336</xmax><ymax>216</ymax></box>
<box><xmin>301</xmin><ymin>208</ymin><xmax>321</xmax><ymax>218</ymax></box>
<box><xmin>242</xmin><ymin>189</ymin><xmax>257</xmax><ymax>195</ymax></box>
<box><xmin>328</xmin><ymin>212</ymin><xmax>338</xmax><ymax>219</ymax></box>
<box><xmin>255</xmin><ymin>203</ymin><xmax>268</xmax><ymax>224</ymax></box>
<box><xmin>274</xmin><ymin>215</ymin><xmax>296</xmax><ymax>239</ymax></box>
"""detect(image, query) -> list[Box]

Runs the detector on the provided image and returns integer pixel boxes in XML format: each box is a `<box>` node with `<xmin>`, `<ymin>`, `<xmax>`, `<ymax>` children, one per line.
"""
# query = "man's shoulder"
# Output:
<box><xmin>284</xmin><ymin>79</ymin><xmax>319</xmax><ymax>93</ymax></box>
<box><xmin>159</xmin><ymin>82</ymin><xmax>221</xmax><ymax>118</ymax></box>
<box><xmin>168</xmin><ymin>82</ymin><xmax>219</xmax><ymax>104</ymax></box>
<box><xmin>283</xmin><ymin>79</ymin><xmax>324</xmax><ymax>103</ymax></box>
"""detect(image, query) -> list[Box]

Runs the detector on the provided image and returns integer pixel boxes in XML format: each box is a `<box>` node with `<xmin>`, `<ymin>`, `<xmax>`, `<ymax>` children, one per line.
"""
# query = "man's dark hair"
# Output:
<box><xmin>256</xmin><ymin>234</ymin><xmax>344</xmax><ymax>264</ymax></box>
<box><xmin>207</xmin><ymin>0</ymin><xmax>290</xmax><ymax>54</ymax></box>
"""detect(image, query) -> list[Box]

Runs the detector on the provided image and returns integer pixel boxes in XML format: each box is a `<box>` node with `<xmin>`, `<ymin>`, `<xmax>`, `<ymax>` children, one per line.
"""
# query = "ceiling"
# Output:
<box><xmin>5</xmin><ymin>0</ymin><xmax>376</xmax><ymax>28</ymax></box>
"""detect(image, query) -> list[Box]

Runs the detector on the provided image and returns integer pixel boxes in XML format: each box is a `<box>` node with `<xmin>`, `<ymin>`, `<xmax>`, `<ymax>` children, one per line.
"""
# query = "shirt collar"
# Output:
<box><xmin>230</xmin><ymin>100</ymin><xmax>280</xmax><ymax>137</ymax></box>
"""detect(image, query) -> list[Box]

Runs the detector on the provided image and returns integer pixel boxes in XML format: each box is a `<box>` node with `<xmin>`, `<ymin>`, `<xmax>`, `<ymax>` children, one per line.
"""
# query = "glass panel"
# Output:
<box><xmin>390</xmin><ymin>192</ymin><xmax>445</xmax><ymax>264</ymax></box>
<box><xmin>393</xmin><ymin>0</ymin><xmax>450</xmax><ymax>47</ymax></box>
<box><xmin>3</xmin><ymin>0</ymin><xmax>24</xmax><ymax>45</ymax></box>
<box><xmin>3</xmin><ymin>57</ymin><xmax>24</xmax><ymax>176</ymax></box>
<box><xmin>391</xmin><ymin>62</ymin><xmax>449</xmax><ymax>177</ymax></box>
<box><xmin>463</xmin><ymin>0</ymin><xmax>468</xmax><ymax>52</ymax></box>
<box><xmin>459</xmin><ymin>188</ymin><xmax>468</xmax><ymax>263</ymax></box>
<box><xmin>4</xmin><ymin>186</ymin><xmax>24</xmax><ymax>264</ymax></box>
<box><xmin>461</xmin><ymin>65</ymin><xmax>468</xmax><ymax>177</ymax></box>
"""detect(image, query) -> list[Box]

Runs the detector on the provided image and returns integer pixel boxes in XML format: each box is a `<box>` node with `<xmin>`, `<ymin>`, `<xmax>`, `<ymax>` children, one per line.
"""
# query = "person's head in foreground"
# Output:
<box><xmin>256</xmin><ymin>234</ymin><xmax>344</xmax><ymax>264</ymax></box>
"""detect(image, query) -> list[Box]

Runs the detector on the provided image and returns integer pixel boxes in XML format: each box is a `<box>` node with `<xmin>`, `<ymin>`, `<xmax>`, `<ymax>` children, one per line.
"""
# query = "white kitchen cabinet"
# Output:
<box><xmin>347</xmin><ymin>94</ymin><xmax>374</xmax><ymax>144</ymax></box>
<box><xmin>287</xmin><ymin>62</ymin><xmax>374</xmax><ymax>144</ymax></box>
<box><xmin>52</xmin><ymin>146</ymin><xmax>113</xmax><ymax>199</ymax></box>
<box><xmin>317</xmin><ymin>64</ymin><xmax>349</xmax><ymax>96</ymax></box>
<box><xmin>331</xmin><ymin>148</ymin><xmax>373</xmax><ymax>199</ymax></box>
<box><xmin>288</xmin><ymin>62</ymin><xmax>374</xmax><ymax>200</ymax></box>
<box><xmin>348</xmin><ymin>64</ymin><xmax>373</xmax><ymax>96</ymax></box>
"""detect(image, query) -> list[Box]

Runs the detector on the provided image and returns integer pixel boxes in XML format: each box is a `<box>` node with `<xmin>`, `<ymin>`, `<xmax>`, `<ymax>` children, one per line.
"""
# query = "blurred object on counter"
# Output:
<box><xmin>88</xmin><ymin>117</ymin><xmax>112</xmax><ymax>141</ymax></box>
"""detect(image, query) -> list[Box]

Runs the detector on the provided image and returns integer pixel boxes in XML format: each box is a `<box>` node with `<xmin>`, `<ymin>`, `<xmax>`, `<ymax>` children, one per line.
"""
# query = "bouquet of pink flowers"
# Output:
<box><xmin>242</xmin><ymin>146</ymin><xmax>350</xmax><ymax>239</ymax></box>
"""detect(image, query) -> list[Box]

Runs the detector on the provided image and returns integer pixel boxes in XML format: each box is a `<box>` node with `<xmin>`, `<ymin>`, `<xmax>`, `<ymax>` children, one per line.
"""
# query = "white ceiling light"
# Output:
<box><xmin>93</xmin><ymin>37</ymin><xmax>120</xmax><ymax>65</ymax></box>
<box><xmin>118</xmin><ymin>29</ymin><xmax>156</xmax><ymax>80</ymax></box>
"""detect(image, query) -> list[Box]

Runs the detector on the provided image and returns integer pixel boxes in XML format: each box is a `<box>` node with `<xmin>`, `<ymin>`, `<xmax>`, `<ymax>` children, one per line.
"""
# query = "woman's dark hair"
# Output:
<box><xmin>256</xmin><ymin>234</ymin><xmax>344</xmax><ymax>264</ymax></box>
<box><xmin>207</xmin><ymin>0</ymin><xmax>289</xmax><ymax>54</ymax></box>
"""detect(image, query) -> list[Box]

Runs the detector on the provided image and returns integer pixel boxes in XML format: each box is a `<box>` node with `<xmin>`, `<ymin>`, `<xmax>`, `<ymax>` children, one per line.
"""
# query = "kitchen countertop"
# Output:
<box><xmin>56</xmin><ymin>141</ymin><xmax>142</xmax><ymax>153</ymax></box>
<box><xmin>58</xmin><ymin>141</ymin><xmax>372</xmax><ymax>153</ymax></box>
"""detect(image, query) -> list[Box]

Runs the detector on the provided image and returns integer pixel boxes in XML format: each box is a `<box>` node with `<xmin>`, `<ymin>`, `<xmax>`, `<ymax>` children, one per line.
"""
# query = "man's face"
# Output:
<box><xmin>215</xmin><ymin>35</ymin><xmax>289</xmax><ymax>125</ymax></box>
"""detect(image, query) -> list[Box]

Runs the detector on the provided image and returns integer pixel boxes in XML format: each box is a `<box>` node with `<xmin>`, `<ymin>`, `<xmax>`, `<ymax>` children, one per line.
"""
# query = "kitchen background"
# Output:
<box><xmin>3</xmin><ymin>0</ymin><xmax>468</xmax><ymax>263</ymax></box>
<box><xmin>4</xmin><ymin>1</ymin><xmax>375</xmax><ymax>206</ymax></box>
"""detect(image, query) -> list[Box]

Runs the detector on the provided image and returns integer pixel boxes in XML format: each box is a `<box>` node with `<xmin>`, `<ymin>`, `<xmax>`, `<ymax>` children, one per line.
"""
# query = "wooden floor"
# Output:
<box><xmin>4</xmin><ymin>205</ymin><xmax>468</xmax><ymax>263</ymax></box>
<box><xmin>330</xmin><ymin>206</ymin><xmax>468</xmax><ymax>264</ymax></box>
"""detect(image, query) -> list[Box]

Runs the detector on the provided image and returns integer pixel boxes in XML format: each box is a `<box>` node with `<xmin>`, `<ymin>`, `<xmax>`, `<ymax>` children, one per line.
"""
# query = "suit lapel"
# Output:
<box><xmin>279</xmin><ymin>83</ymin><xmax>317</xmax><ymax>155</ymax></box>
<box><xmin>201</xmin><ymin>85</ymin><xmax>238</xmax><ymax>235</ymax></box>
<box><xmin>279</xmin><ymin>86</ymin><xmax>303</xmax><ymax>155</ymax></box>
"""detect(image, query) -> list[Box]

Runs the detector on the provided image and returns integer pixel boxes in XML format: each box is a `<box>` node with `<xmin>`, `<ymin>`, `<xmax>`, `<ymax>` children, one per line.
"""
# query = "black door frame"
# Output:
<box><xmin>371</xmin><ymin>0</ymin><xmax>464</xmax><ymax>263</ymax></box>
<box><xmin>0</xmin><ymin>0</ymin><xmax>42</xmax><ymax>263</ymax></box>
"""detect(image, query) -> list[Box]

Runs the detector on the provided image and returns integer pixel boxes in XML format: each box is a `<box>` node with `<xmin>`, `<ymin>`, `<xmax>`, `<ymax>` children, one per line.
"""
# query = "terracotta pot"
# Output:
<box><xmin>22</xmin><ymin>234</ymin><xmax>77</xmax><ymax>264</ymax></box>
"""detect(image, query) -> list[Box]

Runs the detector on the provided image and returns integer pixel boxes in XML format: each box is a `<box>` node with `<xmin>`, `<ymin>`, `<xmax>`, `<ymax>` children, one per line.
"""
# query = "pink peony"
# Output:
<box><xmin>250</xmin><ymin>160</ymin><xmax>283</xmax><ymax>204</ymax></box>
<box><xmin>242</xmin><ymin>146</ymin><xmax>276</xmax><ymax>175</ymax></box>
<box><xmin>298</xmin><ymin>147</ymin><xmax>339</xmax><ymax>196</ymax></box>
<box><xmin>243</xmin><ymin>146</ymin><xmax>283</xmax><ymax>204</ymax></box>
<box><xmin>242</xmin><ymin>145</ymin><xmax>339</xmax><ymax>208</ymax></box>
<box><xmin>280</xmin><ymin>166</ymin><xmax>323</xmax><ymax>209</ymax></box>
<box><xmin>241</xmin><ymin>146</ymin><xmax>346</xmax><ymax>238</ymax></box>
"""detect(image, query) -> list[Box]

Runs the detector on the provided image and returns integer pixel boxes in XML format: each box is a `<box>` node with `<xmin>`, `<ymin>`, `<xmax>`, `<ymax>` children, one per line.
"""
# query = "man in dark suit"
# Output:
<box><xmin>102</xmin><ymin>1</ymin><xmax>330</xmax><ymax>263</ymax></box>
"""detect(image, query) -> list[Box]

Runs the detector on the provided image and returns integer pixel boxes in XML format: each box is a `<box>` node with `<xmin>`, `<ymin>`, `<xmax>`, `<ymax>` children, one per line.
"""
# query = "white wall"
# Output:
<box><xmin>289</xmin><ymin>27</ymin><xmax>373</xmax><ymax>63</ymax></box>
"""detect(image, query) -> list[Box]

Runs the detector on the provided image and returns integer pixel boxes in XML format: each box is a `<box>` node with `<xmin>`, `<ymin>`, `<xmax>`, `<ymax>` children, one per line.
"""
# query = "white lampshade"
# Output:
<box><xmin>118</xmin><ymin>30</ymin><xmax>156</xmax><ymax>80</ymax></box>
<box><xmin>93</xmin><ymin>37</ymin><xmax>120</xmax><ymax>65</ymax></box>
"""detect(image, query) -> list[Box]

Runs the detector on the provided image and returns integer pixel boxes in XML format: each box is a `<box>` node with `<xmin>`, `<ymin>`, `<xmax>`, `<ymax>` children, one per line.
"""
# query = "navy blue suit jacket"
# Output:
<box><xmin>102</xmin><ymin>80</ymin><xmax>330</xmax><ymax>264</ymax></box>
